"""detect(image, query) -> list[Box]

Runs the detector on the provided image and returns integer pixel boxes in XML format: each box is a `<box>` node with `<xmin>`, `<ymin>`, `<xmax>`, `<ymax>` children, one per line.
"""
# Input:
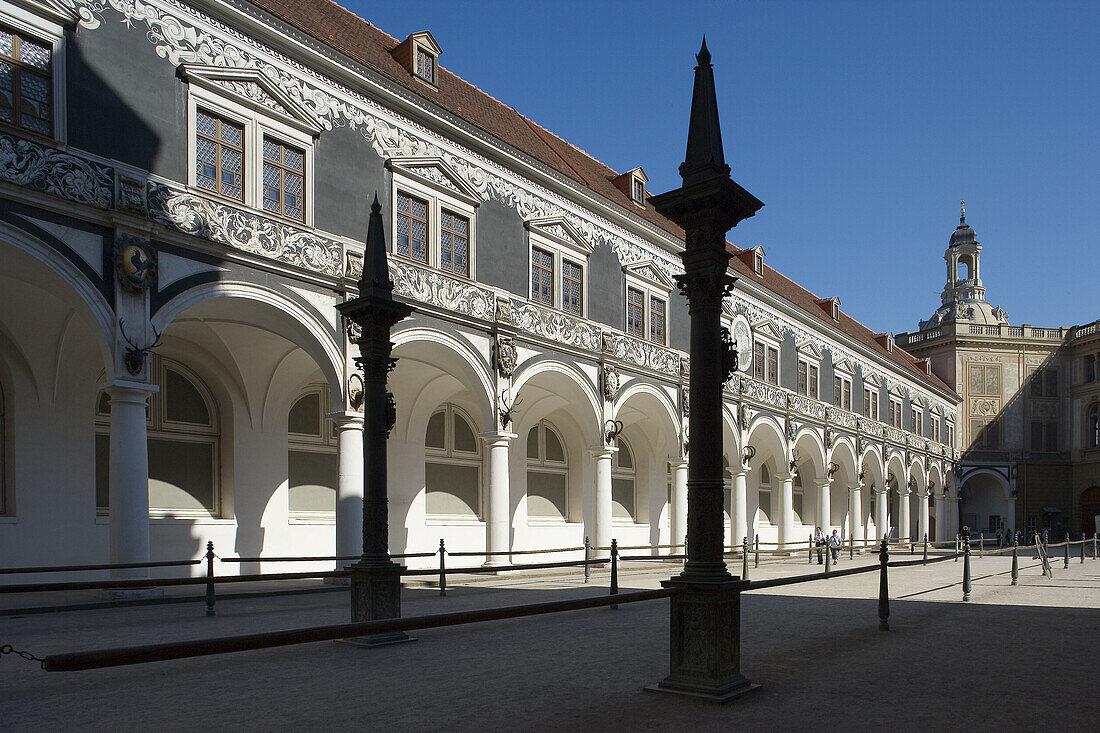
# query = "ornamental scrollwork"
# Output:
<box><xmin>511</xmin><ymin>301</ymin><xmax>601</xmax><ymax>351</ymax></box>
<box><xmin>148</xmin><ymin>182</ymin><xmax>341</xmax><ymax>275</ymax></box>
<box><xmin>493</xmin><ymin>336</ymin><xmax>518</xmax><ymax>378</ymax></box>
<box><xmin>602</xmin><ymin>333</ymin><xmax>680</xmax><ymax>376</ymax></box>
<box><xmin>0</xmin><ymin>133</ymin><xmax>113</xmax><ymax>209</ymax></box>
<box><xmin>389</xmin><ymin>259</ymin><xmax>494</xmax><ymax>320</ymax></box>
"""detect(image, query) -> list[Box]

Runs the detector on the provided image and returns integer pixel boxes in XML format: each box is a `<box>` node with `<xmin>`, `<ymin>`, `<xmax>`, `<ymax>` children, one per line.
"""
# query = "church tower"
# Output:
<box><xmin>920</xmin><ymin>202</ymin><xmax>1008</xmax><ymax>329</ymax></box>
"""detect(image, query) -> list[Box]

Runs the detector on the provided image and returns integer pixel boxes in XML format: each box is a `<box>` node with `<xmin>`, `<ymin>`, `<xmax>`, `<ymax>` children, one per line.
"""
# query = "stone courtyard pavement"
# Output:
<box><xmin>3</xmin><ymin>552</ymin><xmax>1098</xmax><ymax>732</ymax></box>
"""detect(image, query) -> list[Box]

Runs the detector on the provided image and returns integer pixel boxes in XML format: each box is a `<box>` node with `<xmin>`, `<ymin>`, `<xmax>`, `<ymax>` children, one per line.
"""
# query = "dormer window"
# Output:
<box><xmin>611</xmin><ymin>167</ymin><xmax>648</xmax><ymax>208</ymax></box>
<box><xmin>632</xmin><ymin>177</ymin><xmax>645</xmax><ymax>204</ymax></box>
<box><xmin>415</xmin><ymin>47</ymin><xmax>435</xmax><ymax>83</ymax></box>
<box><xmin>393</xmin><ymin>31</ymin><xmax>443</xmax><ymax>88</ymax></box>
<box><xmin>753</xmin><ymin>250</ymin><xmax>763</xmax><ymax>275</ymax></box>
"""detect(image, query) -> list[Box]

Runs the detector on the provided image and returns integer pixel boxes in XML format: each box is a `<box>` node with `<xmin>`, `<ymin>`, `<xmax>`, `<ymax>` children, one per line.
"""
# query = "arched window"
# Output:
<box><xmin>287</xmin><ymin>385</ymin><xmax>337</xmax><ymax>517</ymax></box>
<box><xmin>611</xmin><ymin>437</ymin><xmax>635</xmax><ymax>522</ymax></box>
<box><xmin>95</xmin><ymin>356</ymin><xmax>220</xmax><ymax>516</ymax></box>
<box><xmin>757</xmin><ymin>462</ymin><xmax>772</xmax><ymax>524</ymax></box>
<box><xmin>1088</xmin><ymin>403</ymin><xmax>1099</xmax><ymax>450</ymax></box>
<box><xmin>425</xmin><ymin>404</ymin><xmax>481</xmax><ymax>518</ymax></box>
<box><xmin>527</xmin><ymin>420</ymin><xmax>568</xmax><ymax>521</ymax></box>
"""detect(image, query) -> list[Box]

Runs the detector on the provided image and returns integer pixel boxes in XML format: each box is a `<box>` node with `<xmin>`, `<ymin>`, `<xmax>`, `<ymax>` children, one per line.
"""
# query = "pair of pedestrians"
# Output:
<box><xmin>814</xmin><ymin>527</ymin><xmax>842</xmax><ymax>564</ymax></box>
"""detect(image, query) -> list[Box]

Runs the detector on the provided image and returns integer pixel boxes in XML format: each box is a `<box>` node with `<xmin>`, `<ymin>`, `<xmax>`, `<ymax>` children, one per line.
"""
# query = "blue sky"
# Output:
<box><xmin>348</xmin><ymin>0</ymin><xmax>1098</xmax><ymax>334</ymax></box>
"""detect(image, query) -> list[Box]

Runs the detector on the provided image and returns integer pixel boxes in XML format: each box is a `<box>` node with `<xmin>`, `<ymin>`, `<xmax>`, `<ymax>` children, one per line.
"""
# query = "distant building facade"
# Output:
<box><xmin>0</xmin><ymin>0</ymin><xmax>957</xmax><ymax>576</ymax></box>
<box><xmin>898</xmin><ymin>206</ymin><xmax>1100</xmax><ymax>539</ymax></box>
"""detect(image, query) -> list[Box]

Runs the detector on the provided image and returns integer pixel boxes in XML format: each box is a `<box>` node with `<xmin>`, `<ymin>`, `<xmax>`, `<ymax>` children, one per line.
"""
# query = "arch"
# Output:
<box><xmin>792</xmin><ymin>428</ymin><xmax>826</xmax><ymax>477</ymax></box>
<box><xmin>0</xmin><ymin>223</ymin><xmax>114</xmax><ymax>379</ymax></box>
<box><xmin>153</xmin><ymin>280</ymin><xmax>342</xmax><ymax>397</ymax></box>
<box><xmin>612</xmin><ymin>381</ymin><xmax>678</xmax><ymax>437</ymax></box>
<box><xmin>829</xmin><ymin>438</ymin><xmax>858</xmax><ymax>479</ymax></box>
<box><xmin>908</xmin><ymin>460</ymin><xmax>927</xmax><ymax>495</ymax></box>
<box><xmin>393</xmin><ymin>326</ymin><xmax>495</xmax><ymax>431</ymax></box>
<box><xmin>512</xmin><ymin>358</ymin><xmax>601</xmax><ymax>443</ymax></box>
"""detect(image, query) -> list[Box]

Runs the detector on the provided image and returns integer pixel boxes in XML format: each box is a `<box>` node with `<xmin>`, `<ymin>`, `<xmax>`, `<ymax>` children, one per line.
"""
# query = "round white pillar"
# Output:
<box><xmin>670</xmin><ymin>459</ymin><xmax>688</xmax><ymax>550</ymax></box>
<box><xmin>849</xmin><ymin>484</ymin><xmax>864</xmax><ymax>542</ymax></box>
<box><xmin>106</xmin><ymin>382</ymin><xmax>157</xmax><ymax>580</ymax></box>
<box><xmin>898</xmin><ymin>490</ymin><xmax>911</xmax><ymax>541</ymax></box>
<box><xmin>590</xmin><ymin>446</ymin><xmax>616</xmax><ymax>556</ymax></box>
<box><xmin>918</xmin><ymin>493</ymin><xmax>930</xmax><ymax>544</ymax></box>
<box><xmin>776</xmin><ymin>472</ymin><xmax>794</xmax><ymax>549</ymax></box>
<box><xmin>876</xmin><ymin>488</ymin><xmax>889</xmax><ymax>540</ymax></box>
<box><xmin>333</xmin><ymin>413</ymin><xmax>365</xmax><ymax>564</ymax></box>
<box><xmin>815</xmin><ymin>478</ymin><xmax>831</xmax><ymax>533</ymax></box>
<box><xmin>481</xmin><ymin>431</ymin><xmax>516</xmax><ymax>566</ymax></box>
<box><xmin>730</xmin><ymin>466</ymin><xmax>748</xmax><ymax>550</ymax></box>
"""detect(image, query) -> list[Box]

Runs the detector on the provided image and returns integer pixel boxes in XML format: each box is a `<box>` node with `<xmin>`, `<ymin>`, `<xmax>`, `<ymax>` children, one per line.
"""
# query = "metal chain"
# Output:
<box><xmin>1</xmin><ymin>643</ymin><xmax>45</xmax><ymax>667</ymax></box>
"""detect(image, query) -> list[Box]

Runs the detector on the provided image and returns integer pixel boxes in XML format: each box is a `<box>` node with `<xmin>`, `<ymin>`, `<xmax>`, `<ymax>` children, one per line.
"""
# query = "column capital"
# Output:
<box><xmin>773</xmin><ymin>472</ymin><xmax>793</xmax><ymax>483</ymax></box>
<box><xmin>479</xmin><ymin>431</ymin><xmax>517</xmax><ymax>447</ymax></box>
<box><xmin>328</xmin><ymin>411</ymin><xmax>365</xmax><ymax>429</ymax></box>
<box><xmin>670</xmin><ymin>459</ymin><xmax>689</xmax><ymax>470</ymax></box>
<box><xmin>847</xmin><ymin>483</ymin><xmax>860</xmax><ymax>493</ymax></box>
<box><xmin>813</xmin><ymin>478</ymin><xmax>831</xmax><ymax>489</ymax></box>
<box><xmin>588</xmin><ymin>445</ymin><xmax>618</xmax><ymax>459</ymax></box>
<box><xmin>103</xmin><ymin>378</ymin><xmax>159</xmax><ymax>402</ymax></box>
<box><xmin>728</xmin><ymin>465</ymin><xmax>747</xmax><ymax>478</ymax></box>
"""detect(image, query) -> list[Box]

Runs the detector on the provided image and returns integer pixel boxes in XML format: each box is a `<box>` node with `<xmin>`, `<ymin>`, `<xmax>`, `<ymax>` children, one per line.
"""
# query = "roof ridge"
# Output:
<box><xmin>517</xmin><ymin>113</ymin><xmax>594</xmax><ymax>186</ymax></box>
<box><xmin>513</xmin><ymin>110</ymin><xmax>621</xmax><ymax>178</ymax></box>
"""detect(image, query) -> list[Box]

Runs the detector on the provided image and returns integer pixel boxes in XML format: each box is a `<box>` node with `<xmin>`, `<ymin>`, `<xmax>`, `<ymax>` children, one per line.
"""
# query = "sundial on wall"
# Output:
<box><xmin>731</xmin><ymin>314</ymin><xmax>753</xmax><ymax>373</ymax></box>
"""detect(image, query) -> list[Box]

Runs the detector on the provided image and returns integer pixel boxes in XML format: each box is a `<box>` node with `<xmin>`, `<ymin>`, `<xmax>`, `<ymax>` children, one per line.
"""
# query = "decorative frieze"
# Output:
<box><xmin>741</xmin><ymin>377</ymin><xmax>788</xmax><ymax>411</ymax></box>
<box><xmin>828</xmin><ymin>407</ymin><xmax>858</xmax><ymax>430</ymax></box>
<box><xmin>147</xmin><ymin>182</ymin><xmax>342</xmax><ymax>276</ymax></box>
<box><xmin>601</xmin><ymin>332</ymin><xmax>681</xmax><ymax>376</ymax></box>
<box><xmin>509</xmin><ymin>300</ymin><xmax>601</xmax><ymax>351</ymax></box>
<box><xmin>885</xmin><ymin>427</ymin><xmax>906</xmax><ymax>445</ymax></box>
<box><xmin>0</xmin><ymin>133</ymin><xmax>113</xmax><ymax>209</ymax></box>
<box><xmin>388</xmin><ymin>258</ymin><xmax>494</xmax><ymax>321</ymax></box>
<box><xmin>789</xmin><ymin>393</ymin><xmax>826</xmax><ymax>420</ymax></box>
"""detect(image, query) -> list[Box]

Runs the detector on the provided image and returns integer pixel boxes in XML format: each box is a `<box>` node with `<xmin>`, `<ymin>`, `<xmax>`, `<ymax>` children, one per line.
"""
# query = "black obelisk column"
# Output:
<box><xmin>337</xmin><ymin>195</ymin><xmax>414</xmax><ymax>645</ymax></box>
<box><xmin>647</xmin><ymin>39</ymin><xmax>764</xmax><ymax>701</ymax></box>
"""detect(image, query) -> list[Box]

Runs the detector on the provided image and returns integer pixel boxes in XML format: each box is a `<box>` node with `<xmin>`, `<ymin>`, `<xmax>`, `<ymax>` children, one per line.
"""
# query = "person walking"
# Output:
<box><xmin>828</xmin><ymin>529</ymin><xmax>842</xmax><ymax>563</ymax></box>
<box><xmin>814</xmin><ymin>526</ymin><xmax>826</xmax><ymax>564</ymax></box>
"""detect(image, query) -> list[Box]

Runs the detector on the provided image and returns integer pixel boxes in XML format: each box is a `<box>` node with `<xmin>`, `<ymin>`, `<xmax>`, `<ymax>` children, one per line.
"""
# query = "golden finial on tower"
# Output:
<box><xmin>959</xmin><ymin>199</ymin><xmax>966</xmax><ymax>223</ymax></box>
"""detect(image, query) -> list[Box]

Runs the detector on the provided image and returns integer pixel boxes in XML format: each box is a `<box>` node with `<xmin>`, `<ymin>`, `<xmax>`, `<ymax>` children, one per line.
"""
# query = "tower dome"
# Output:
<box><xmin>949</xmin><ymin>212</ymin><xmax>978</xmax><ymax>247</ymax></box>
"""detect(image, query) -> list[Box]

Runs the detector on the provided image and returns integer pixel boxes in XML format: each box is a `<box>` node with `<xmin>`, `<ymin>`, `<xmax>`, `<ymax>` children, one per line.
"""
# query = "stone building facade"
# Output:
<box><xmin>898</xmin><ymin>206</ymin><xmax>1100</xmax><ymax>539</ymax></box>
<box><xmin>0</xmin><ymin>0</ymin><xmax>956</xmax><ymax>577</ymax></box>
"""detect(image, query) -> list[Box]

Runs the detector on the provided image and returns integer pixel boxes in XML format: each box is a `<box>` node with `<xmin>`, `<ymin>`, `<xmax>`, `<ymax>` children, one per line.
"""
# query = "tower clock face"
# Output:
<box><xmin>733</xmin><ymin>316</ymin><xmax>753</xmax><ymax>373</ymax></box>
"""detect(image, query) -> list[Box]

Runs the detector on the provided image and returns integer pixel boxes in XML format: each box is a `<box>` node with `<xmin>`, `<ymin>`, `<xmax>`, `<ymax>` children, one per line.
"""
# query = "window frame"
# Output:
<box><xmin>528</xmin><ymin>228</ymin><xmax>589</xmax><ymax>318</ymax></box>
<box><xmin>611</xmin><ymin>436</ymin><xmax>639</xmax><ymax>524</ymax></box>
<box><xmin>0</xmin><ymin>9</ymin><xmax>66</xmax><ymax>143</ymax></box>
<box><xmin>752</xmin><ymin>329</ymin><xmax>781</xmax><ymax>387</ymax></box>
<box><xmin>888</xmin><ymin>395</ymin><xmax>903</xmax><ymax>429</ymax></box>
<box><xmin>424</xmin><ymin>403</ymin><xmax>483</xmax><ymax>522</ymax></box>
<box><xmin>833</xmin><ymin>372</ymin><xmax>852</xmax><ymax>412</ymax></box>
<box><xmin>863</xmin><ymin>385</ymin><xmax>880</xmax><ymax>422</ymax></box>
<box><xmin>796</xmin><ymin>353</ymin><xmax>820</xmax><ymax>400</ymax></box>
<box><xmin>287</xmin><ymin>385</ymin><xmax>338</xmax><ymax>520</ymax></box>
<box><xmin>526</xmin><ymin>419</ymin><xmax>570</xmax><ymax>524</ymax></box>
<box><xmin>389</xmin><ymin>172</ymin><xmax>477</xmax><ymax>279</ymax></box>
<box><xmin>911</xmin><ymin>406</ymin><xmax>923</xmax><ymax>436</ymax></box>
<box><xmin>1087</xmin><ymin>403</ymin><xmax>1099</xmax><ymax>450</ymax></box>
<box><xmin>186</xmin><ymin>83</ymin><xmax>315</xmax><ymax>226</ymax></box>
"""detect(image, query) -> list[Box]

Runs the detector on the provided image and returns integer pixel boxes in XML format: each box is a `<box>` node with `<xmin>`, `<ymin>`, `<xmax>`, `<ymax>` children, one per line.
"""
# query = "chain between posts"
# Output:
<box><xmin>1</xmin><ymin>643</ymin><xmax>44</xmax><ymax>668</ymax></box>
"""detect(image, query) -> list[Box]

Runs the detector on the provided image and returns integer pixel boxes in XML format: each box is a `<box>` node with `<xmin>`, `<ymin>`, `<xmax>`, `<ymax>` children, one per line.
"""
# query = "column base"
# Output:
<box><xmin>349</xmin><ymin>560</ymin><xmax>412</xmax><ymax>641</ymax></box>
<box><xmin>649</xmin><ymin>576</ymin><xmax>758</xmax><ymax>703</ymax></box>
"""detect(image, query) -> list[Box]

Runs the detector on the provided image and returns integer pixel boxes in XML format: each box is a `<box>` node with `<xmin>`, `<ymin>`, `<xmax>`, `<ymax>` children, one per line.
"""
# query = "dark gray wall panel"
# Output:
<box><xmin>314</xmin><ymin>126</ymin><xmax>383</xmax><ymax>240</ymax></box>
<box><xmin>669</xmin><ymin>292</ymin><xmax>689</xmax><ymax>352</ymax></box>
<box><xmin>587</xmin><ymin>243</ymin><xmax>622</xmax><ymax>330</ymax></box>
<box><xmin>67</xmin><ymin>23</ymin><xmax>183</xmax><ymax>179</ymax></box>
<box><xmin>780</xmin><ymin>333</ymin><xmax>797</xmax><ymax>390</ymax></box>
<box><xmin>475</xmin><ymin>200</ymin><xmax>525</xmax><ymax>294</ymax></box>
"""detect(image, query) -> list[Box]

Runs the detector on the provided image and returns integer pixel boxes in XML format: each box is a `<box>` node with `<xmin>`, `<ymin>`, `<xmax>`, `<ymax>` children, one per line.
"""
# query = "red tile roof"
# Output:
<box><xmin>246</xmin><ymin>0</ymin><xmax>955</xmax><ymax>397</ymax></box>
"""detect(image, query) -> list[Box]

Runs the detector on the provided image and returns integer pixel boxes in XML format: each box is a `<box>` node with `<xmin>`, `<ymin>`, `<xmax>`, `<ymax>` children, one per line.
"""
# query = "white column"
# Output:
<box><xmin>730</xmin><ymin>466</ymin><xmax>749</xmax><ymax>550</ymax></box>
<box><xmin>670</xmin><ymin>459</ymin><xmax>688</xmax><ymax>551</ymax></box>
<box><xmin>849</xmin><ymin>484</ymin><xmax>864</xmax><ymax>542</ymax></box>
<box><xmin>1005</xmin><ymin>496</ymin><xmax>1016</xmax><ymax>536</ymax></box>
<box><xmin>918</xmin><ymin>492</ymin><xmax>930</xmax><ymax>544</ymax></box>
<box><xmin>333</xmin><ymin>413</ymin><xmax>365</xmax><ymax>564</ymax></box>
<box><xmin>898</xmin><ymin>490</ymin><xmax>911</xmax><ymax>541</ymax></box>
<box><xmin>946</xmin><ymin>496</ymin><xmax>960</xmax><ymax>539</ymax></box>
<box><xmin>106</xmin><ymin>381</ymin><xmax>157</xmax><ymax>580</ymax></box>
<box><xmin>876</xmin><ymin>488</ymin><xmax>889</xmax><ymax>540</ymax></box>
<box><xmin>815</xmin><ymin>478</ymin><xmax>831</xmax><ymax>533</ymax></box>
<box><xmin>481</xmin><ymin>432</ymin><xmax>516</xmax><ymax>566</ymax></box>
<box><xmin>934</xmin><ymin>490</ymin><xmax>945</xmax><ymax>542</ymax></box>
<box><xmin>591</xmin><ymin>446</ymin><xmax>616</xmax><ymax>555</ymax></box>
<box><xmin>776</xmin><ymin>472</ymin><xmax>794</xmax><ymax>550</ymax></box>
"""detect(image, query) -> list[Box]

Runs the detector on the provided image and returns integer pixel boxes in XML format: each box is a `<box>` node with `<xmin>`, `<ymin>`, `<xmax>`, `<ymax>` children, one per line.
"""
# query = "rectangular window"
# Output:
<box><xmin>889</xmin><ymin>398</ymin><xmax>903</xmax><ymax>428</ymax></box>
<box><xmin>649</xmin><ymin>296</ymin><xmax>666</xmax><ymax>344</ymax></box>
<box><xmin>531</xmin><ymin>247</ymin><xmax>554</xmax><ymax>305</ymax></box>
<box><xmin>440</xmin><ymin>209</ymin><xmax>470</xmax><ymax>277</ymax></box>
<box><xmin>261</xmin><ymin>138</ymin><xmax>305</xmax><ymax>221</ymax></box>
<box><xmin>195</xmin><ymin>110</ymin><xmax>244</xmax><ymax>201</ymax></box>
<box><xmin>1044</xmin><ymin>368</ymin><xmax>1058</xmax><ymax>397</ymax></box>
<box><xmin>632</xmin><ymin>178</ymin><xmax>645</xmax><ymax>203</ymax></box>
<box><xmin>1086</xmin><ymin>355</ymin><xmax>1096</xmax><ymax>383</ymax></box>
<box><xmin>626</xmin><ymin>287</ymin><xmax>645</xmax><ymax>337</ymax></box>
<box><xmin>798</xmin><ymin>361</ymin><xmax>808</xmax><ymax>396</ymax></box>
<box><xmin>947</xmin><ymin>423</ymin><xmax>954</xmax><ymax>446</ymax></box>
<box><xmin>912</xmin><ymin>409</ymin><xmax>923</xmax><ymax>435</ymax></box>
<box><xmin>415</xmin><ymin>47</ymin><xmax>435</xmax><ymax>83</ymax></box>
<box><xmin>809</xmin><ymin>365</ymin><xmax>818</xmax><ymax>400</ymax></box>
<box><xmin>0</xmin><ymin>27</ymin><xmax>53</xmax><ymax>137</ymax></box>
<box><xmin>931</xmin><ymin>415</ymin><xmax>940</xmax><ymax>442</ymax></box>
<box><xmin>395</xmin><ymin>191</ymin><xmax>429</xmax><ymax>263</ymax></box>
<box><xmin>753</xmin><ymin>342</ymin><xmax>765</xmax><ymax>381</ymax></box>
<box><xmin>834</xmin><ymin>376</ymin><xmax>851</xmax><ymax>411</ymax></box>
<box><xmin>864</xmin><ymin>388</ymin><xmax>880</xmax><ymax>420</ymax></box>
<box><xmin>562</xmin><ymin>259</ymin><xmax>583</xmax><ymax>315</ymax></box>
<box><xmin>766</xmin><ymin>346</ymin><xmax>779</xmax><ymax>386</ymax></box>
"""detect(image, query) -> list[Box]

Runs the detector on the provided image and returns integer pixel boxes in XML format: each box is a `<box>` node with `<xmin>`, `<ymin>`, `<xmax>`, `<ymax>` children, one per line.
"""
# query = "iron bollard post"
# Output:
<box><xmin>825</xmin><ymin>541</ymin><xmax>832</xmax><ymax>575</ymax></box>
<box><xmin>741</xmin><ymin>536</ymin><xmax>750</xmax><ymax>580</ymax></box>
<box><xmin>204</xmin><ymin>540</ymin><xmax>216</xmax><ymax>617</ymax></box>
<box><xmin>584</xmin><ymin>536</ymin><xmax>591</xmax><ymax>584</ymax></box>
<box><xmin>808</xmin><ymin>533</ymin><xmax>813</xmax><ymax>564</ymax></box>
<box><xmin>1082</xmin><ymin>534</ymin><xmax>1086</xmax><ymax>564</ymax></box>
<box><xmin>979</xmin><ymin>532</ymin><xmax>984</xmax><ymax>557</ymax></box>
<box><xmin>610</xmin><ymin>538</ymin><xmax>619</xmax><ymax>610</ymax></box>
<box><xmin>849</xmin><ymin>536</ymin><xmax>854</xmax><ymax>561</ymax></box>
<box><xmin>438</xmin><ymin>539</ymin><xmax>447</xmax><ymax>596</ymax></box>
<box><xmin>878</xmin><ymin>538</ymin><xmax>889</xmax><ymax>630</ymax></box>
<box><xmin>962</xmin><ymin>534</ymin><xmax>972</xmax><ymax>602</ymax></box>
<box><xmin>1094</xmin><ymin>532</ymin><xmax>1098</xmax><ymax>560</ymax></box>
<box><xmin>923</xmin><ymin>533</ymin><xmax>928</xmax><ymax>566</ymax></box>
<box><xmin>1064</xmin><ymin>532</ymin><xmax>1070</xmax><ymax>569</ymax></box>
<box><xmin>754</xmin><ymin>534</ymin><xmax>760</xmax><ymax>569</ymax></box>
<box><xmin>954</xmin><ymin>534</ymin><xmax>960</xmax><ymax>562</ymax></box>
<box><xmin>1010</xmin><ymin>538</ymin><xmax>1019</xmax><ymax>585</ymax></box>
